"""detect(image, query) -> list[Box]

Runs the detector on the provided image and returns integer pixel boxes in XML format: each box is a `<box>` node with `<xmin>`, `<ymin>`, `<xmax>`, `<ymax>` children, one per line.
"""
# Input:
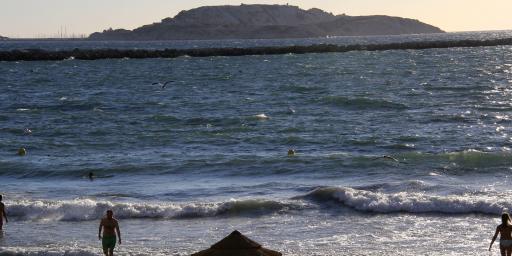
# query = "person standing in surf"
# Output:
<box><xmin>490</xmin><ymin>213</ymin><xmax>512</xmax><ymax>255</ymax></box>
<box><xmin>0</xmin><ymin>195</ymin><xmax>7</xmax><ymax>230</ymax></box>
<box><xmin>99</xmin><ymin>210</ymin><xmax>121</xmax><ymax>256</ymax></box>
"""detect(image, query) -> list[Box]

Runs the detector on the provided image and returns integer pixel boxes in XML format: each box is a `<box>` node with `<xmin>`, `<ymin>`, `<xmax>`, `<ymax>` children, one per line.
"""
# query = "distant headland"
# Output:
<box><xmin>0</xmin><ymin>35</ymin><xmax>8</xmax><ymax>40</ymax></box>
<box><xmin>89</xmin><ymin>4</ymin><xmax>444</xmax><ymax>41</ymax></box>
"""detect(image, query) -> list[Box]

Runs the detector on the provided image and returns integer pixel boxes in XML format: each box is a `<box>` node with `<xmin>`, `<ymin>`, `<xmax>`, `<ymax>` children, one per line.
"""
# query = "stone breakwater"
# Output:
<box><xmin>1</xmin><ymin>38</ymin><xmax>512</xmax><ymax>61</ymax></box>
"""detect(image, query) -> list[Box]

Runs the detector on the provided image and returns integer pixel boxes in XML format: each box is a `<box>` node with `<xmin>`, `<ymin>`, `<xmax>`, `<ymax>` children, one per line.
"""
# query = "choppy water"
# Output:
<box><xmin>1</xmin><ymin>31</ymin><xmax>512</xmax><ymax>255</ymax></box>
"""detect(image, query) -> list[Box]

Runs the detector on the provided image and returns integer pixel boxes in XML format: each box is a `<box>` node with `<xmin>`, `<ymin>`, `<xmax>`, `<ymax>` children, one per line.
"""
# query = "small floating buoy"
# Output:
<box><xmin>17</xmin><ymin>147</ymin><xmax>27</xmax><ymax>156</ymax></box>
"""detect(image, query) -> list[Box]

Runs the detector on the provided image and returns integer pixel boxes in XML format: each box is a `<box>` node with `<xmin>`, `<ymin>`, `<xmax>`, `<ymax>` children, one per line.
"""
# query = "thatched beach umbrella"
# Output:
<box><xmin>192</xmin><ymin>230</ymin><xmax>282</xmax><ymax>256</ymax></box>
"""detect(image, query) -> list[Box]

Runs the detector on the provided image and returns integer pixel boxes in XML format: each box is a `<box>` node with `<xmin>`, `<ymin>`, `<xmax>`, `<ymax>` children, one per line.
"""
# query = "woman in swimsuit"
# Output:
<box><xmin>490</xmin><ymin>213</ymin><xmax>512</xmax><ymax>256</ymax></box>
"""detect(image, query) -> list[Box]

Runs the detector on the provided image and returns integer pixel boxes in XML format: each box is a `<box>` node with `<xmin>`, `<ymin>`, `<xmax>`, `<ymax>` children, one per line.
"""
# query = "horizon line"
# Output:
<box><xmin>3</xmin><ymin>29</ymin><xmax>512</xmax><ymax>40</ymax></box>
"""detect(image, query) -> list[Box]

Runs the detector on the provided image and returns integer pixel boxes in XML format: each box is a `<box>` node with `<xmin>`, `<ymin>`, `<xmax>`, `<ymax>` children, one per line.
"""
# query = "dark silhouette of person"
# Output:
<box><xmin>88</xmin><ymin>172</ymin><xmax>94</xmax><ymax>181</ymax></box>
<box><xmin>490</xmin><ymin>213</ymin><xmax>512</xmax><ymax>255</ymax></box>
<box><xmin>0</xmin><ymin>195</ymin><xmax>8</xmax><ymax>230</ymax></box>
<box><xmin>99</xmin><ymin>210</ymin><xmax>121</xmax><ymax>256</ymax></box>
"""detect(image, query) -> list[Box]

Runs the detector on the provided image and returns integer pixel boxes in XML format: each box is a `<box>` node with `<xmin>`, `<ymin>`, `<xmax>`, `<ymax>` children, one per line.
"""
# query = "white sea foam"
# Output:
<box><xmin>305</xmin><ymin>186</ymin><xmax>509</xmax><ymax>214</ymax></box>
<box><xmin>0</xmin><ymin>247</ymin><xmax>98</xmax><ymax>256</ymax></box>
<box><xmin>0</xmin><ymin>246</ymin><xmax>174</xmax><ymax>256</ymax></box>
<box><xmin>6</xmin><ymin>198</ymin><xmax>305</xmax><ymax>221</ymax></box>
<box><xmin>253</xmin><ymin>113</ymin><xmax>270</xmax><ymax>120</ymax></box>
<box><xmin>8</xmin><ymin>186</ymin><xmax>504</xmax><ymax>222</ymax></box>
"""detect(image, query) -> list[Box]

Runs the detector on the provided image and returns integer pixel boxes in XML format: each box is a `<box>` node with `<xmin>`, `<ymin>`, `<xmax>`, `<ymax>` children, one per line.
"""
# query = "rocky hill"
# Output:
<box><xmin>89</xmin><ymin>4</ymin><xmax>444</xmax><ymax>40</ymax></box>
<box><xmin>0</xmin><ymin>35</ymin><xmax>8</xmax><ymax>40</ymax></box>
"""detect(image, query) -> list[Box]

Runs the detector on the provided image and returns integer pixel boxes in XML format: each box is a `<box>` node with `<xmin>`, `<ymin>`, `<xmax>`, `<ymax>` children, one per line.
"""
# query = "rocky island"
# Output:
<box><xmin>89</xmin><ymin>4</ymin><xmax>444</xmax><ymax>40</ymax></box>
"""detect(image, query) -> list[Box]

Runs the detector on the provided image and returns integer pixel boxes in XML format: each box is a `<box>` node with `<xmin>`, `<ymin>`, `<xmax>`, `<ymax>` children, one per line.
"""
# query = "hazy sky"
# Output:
<box><xmin>1</xmin><ymin>0</ymin><xmax>511</xmax><ymax>38</ymax></box>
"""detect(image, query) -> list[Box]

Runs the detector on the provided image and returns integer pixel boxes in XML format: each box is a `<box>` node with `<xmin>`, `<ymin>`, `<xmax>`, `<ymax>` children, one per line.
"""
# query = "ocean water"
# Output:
<box><xmin>1</xmin><ymin>30</ymin><xmax>511</xmax><ymax>51</ymax></box>
<box><xmin>1</xmin><ymin>32</ymin><xmax>512</xmax><ymax>255</ymax></box>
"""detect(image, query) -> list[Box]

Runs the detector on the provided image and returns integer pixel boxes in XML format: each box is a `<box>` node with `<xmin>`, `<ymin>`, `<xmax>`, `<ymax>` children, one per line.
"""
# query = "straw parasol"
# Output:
<box><xmin>191</xmin><ymin>230</ymin><xmax>282</xmax><ymax>256</ymax></box>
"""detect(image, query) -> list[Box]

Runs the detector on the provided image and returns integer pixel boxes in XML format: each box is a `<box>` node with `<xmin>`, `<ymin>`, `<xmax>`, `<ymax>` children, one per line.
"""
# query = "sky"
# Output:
<box><xmin>1</xmin><ymin>0</ymin><xmax>511</xmax><ymax>38</ymax></box>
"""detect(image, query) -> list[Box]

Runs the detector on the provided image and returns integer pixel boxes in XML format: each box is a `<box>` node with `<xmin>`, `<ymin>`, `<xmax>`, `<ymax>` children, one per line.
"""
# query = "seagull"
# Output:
<box><xmin>152</xmin><ymin>80</ymin><xmax>175</xmax><ymax>89</ymax></box>
<box><xmin>372</xmin><ymin>155</ymin><xmax>399</xmax><ymax>163</ymax></box>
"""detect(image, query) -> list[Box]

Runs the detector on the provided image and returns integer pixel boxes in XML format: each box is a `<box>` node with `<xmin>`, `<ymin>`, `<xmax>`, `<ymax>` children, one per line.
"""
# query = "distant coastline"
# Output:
<box><xmin>88</xmin><ymin>4</ymin><xmax>444</xmax><ymax>41</ymax></box>
<box><xmin>4</xmin><ymin>30</ymin><xmax>512</xmax><ymax>41</ymax></box>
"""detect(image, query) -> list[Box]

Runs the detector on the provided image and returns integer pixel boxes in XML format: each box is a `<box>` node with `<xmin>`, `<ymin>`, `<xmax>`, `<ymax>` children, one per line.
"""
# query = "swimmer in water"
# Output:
<box><xmin>17</xmin><ymin>147</ymin><xmax>27</xmax><ymax>156</ymax></box>
<box><xmin>288</xmin><ymin>149</ymin><xmax>296</xmax><ymax>156</ymax></box>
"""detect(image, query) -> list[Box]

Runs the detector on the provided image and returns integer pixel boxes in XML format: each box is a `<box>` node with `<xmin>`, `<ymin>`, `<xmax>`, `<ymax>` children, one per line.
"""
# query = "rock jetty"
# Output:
<box><xmin>1</xmin><ymin>38</ymin><xmax>512</xmax><ymax>61</ymax></box>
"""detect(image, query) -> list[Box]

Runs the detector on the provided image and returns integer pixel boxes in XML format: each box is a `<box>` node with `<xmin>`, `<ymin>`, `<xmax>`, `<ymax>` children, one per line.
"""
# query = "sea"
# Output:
<box><xmin>1</xmin><ymin>30</ymin><xmax>512</xmax><ymax>255</ymax></box>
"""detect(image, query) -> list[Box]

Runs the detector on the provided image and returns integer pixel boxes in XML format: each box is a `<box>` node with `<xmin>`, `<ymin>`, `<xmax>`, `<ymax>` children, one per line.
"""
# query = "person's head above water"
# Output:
<box><xmin>106</xmin><ymin>209</ymin><xmax>113</xmax><ymax>219</ymax></box>
<box><xmin>17</xmin><ymin>147</ymin><xmax>27</xmax><ymax>156</ymax></box>
<box><xmin>502</xmin><ymin>213</ymin><xmax>511</xmax><ymax>226</ymax></box>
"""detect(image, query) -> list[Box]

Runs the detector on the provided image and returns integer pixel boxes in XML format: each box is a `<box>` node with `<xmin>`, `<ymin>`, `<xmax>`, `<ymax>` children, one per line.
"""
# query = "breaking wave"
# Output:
<box><xmin>6</xmin><ymin>198</ymin><xmax>307</xmax><ymax>221</ymax></box>
<box><xmin>302</xmin><ymin>186</ymin><xmax>509</xmax><ymax>215</ymax></box>
<box><xmin>6</xmin><ymin>182</ymin><xmax>509</xmax><ymax>222</ymax></box>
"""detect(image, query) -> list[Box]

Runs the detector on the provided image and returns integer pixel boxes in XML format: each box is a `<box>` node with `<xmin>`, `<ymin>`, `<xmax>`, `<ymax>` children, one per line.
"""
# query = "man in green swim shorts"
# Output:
<box><xmin>99</xmin><ymin>210</ymin><xmax>121</xmax><ymax>256</ymax></box>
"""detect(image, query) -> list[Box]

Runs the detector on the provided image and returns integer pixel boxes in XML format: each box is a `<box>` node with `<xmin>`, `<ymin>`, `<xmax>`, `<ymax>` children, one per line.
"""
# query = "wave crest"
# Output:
<box><xmin>7</xmin><ymin>198</ymin><xmax>305</xmax><ymax>221</ymax></box>
<box><xmin>303</xmin><ymin>186</ymin><xmax>509</xmax><ymax>214</ymax></box>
